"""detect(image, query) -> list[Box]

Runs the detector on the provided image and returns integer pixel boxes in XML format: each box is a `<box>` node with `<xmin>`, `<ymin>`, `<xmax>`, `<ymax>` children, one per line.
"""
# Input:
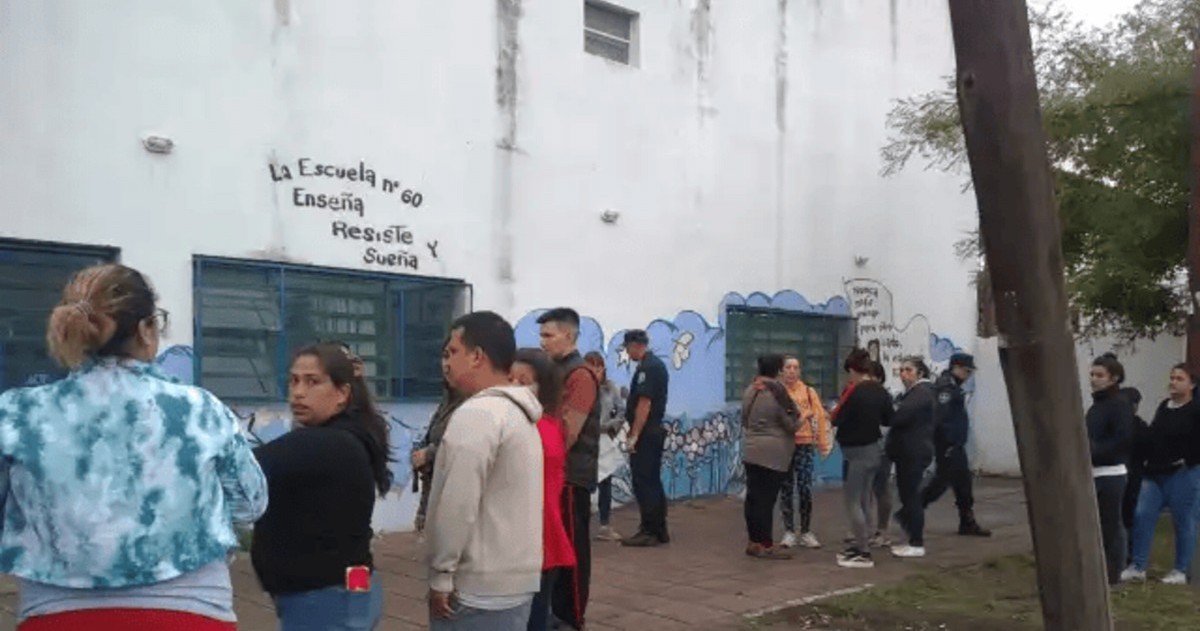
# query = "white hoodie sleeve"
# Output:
<box><xmin>426</xmin><ymin>401</ymin><xmax>501</xmax><ymax>593</ymax></box>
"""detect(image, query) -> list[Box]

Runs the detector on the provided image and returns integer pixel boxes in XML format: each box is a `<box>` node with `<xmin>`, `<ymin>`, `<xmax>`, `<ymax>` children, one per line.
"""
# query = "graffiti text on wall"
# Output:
<box><xmin>269</xmin><ymin>158</ymin><xmax>424</xmax><ymax>210</ymax></box>
<box><xmin>268</xmin><ymin>157</ymin><xmax>438</xmax><ymax>271</ymax></box>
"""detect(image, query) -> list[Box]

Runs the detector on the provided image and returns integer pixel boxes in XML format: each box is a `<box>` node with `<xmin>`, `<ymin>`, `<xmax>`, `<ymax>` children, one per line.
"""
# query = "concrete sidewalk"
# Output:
<box><xmin>0</xmin><ymin>479</ymin><xmax>1031</xmax><ymax>630</ymax></box>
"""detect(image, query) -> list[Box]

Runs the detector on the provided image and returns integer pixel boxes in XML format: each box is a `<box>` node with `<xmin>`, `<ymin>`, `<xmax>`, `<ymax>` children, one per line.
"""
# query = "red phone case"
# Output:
<box><xmin>346</xmin><ymin>566</ymin><xmax>371</xmax><ymax>592</ymax></box>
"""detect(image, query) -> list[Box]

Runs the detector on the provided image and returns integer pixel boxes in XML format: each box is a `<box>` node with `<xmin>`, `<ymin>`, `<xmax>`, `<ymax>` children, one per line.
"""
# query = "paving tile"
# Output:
<box><xmin>0</xmin><ymin>479</ymin><xmax>1031</xmax><ymax>630</ymax></box>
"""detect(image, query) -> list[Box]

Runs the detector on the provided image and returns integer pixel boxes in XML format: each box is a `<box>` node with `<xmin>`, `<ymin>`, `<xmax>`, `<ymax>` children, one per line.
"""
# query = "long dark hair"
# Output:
<box><xmin>515</xmin><ymin>348</ymin><xmax>563</xmax><ymax>413</ymax></box>
<box><xmin>292</xmin><ymin>342</ymin><xmax>394</xmax><ymax>496</ymax></box>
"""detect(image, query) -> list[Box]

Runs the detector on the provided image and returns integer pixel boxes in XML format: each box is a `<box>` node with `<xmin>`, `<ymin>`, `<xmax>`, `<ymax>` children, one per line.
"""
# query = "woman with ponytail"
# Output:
<box><xmin>250</xmin><ymin>342</ymin><xmax>394</xmax><ymax>630</ymax></box>
<box><xmin>0</xmin><ymin>264</ymin><xmax>268</xmax><ymax>630</ymax></box>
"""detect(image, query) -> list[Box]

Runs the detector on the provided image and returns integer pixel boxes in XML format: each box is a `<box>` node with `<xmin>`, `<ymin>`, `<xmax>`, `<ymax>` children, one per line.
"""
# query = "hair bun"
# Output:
<box><xmin>47</xmin><ymin>301</ymin><xmax>117</xmax><ymax>369</ymax></box>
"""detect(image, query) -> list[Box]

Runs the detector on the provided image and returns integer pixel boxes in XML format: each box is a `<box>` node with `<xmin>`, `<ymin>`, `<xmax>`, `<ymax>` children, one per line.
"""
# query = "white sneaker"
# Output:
<box><xmin>779</xmin><ymin>531</ymin><xmax>798</xmax><ymax>548</ymax></box>
<box><xmin>1119</xmin><ymin>566</ymin><xmax>1146</xmax><ymax>582</ymax></box>
<box><xmin>1161</xmin><ymin>570</ymin><xmax>1187</xmax><ymax>585</ymax></box>
<box><xmin>891</xmin><ymin>545</ymin><xmax>926</xmax><ymax>558</ymax></box>
<box><xmin>798</xmin><ymin>531</ymin><xmax>822</xmax><ymax>548</ymax></box>
<box><xmin>595</xmin><ymin>526</ymin><xmax>622</xmax><ymax>542</ymax></box>
<box><xmin>868</xmin><ymin>532</ymin><xmax>892</xmax><ymax>548</ymax></box>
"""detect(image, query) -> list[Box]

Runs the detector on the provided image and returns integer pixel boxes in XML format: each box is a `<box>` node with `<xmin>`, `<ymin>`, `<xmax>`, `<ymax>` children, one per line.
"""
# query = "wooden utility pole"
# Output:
<box><xmin>946</xmin><ymin>2</ymin><xmax>1114</xmax><ymax>629</ymax></box>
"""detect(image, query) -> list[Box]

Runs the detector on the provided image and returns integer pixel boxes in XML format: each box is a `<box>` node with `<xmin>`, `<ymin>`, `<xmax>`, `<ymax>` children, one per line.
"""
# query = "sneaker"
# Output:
<box><xmin>747</xmin><ymin>544</ymin><xmax>793</xmax><ymax>560</ymax></box>
<box><xmin>1119</xmin><ymin>566</ymin><xmax>1147</xmax><ymax>582</ymax></box>
<box><xmin>1161</xmin><ymin>570</ymin><xmax>1187</xmax><ymax>585</ymax></box>
<box><xmin>869</xmin><ymin>532</ymin><xmax>892</xmax><ymax>548</ymax></box>
<box><xmin>595</xmin><ymin>525</ymin><xmax>622</xmax><ymax>542</ymax></box>
<box><xmin>958</xmin><ymin>521</ymin><xmax>992</xmax><ymax>537</ymax></box>
<box><xmin>797</xmin><ymin>531</ymin><xmax>822</xmax><ymax>548</ymax></box>
<box><xmin>891</xmin><ymin>545</ymin><xmax>926</xmax><ymax>558</ymax></box>
<box><xmin>836</xmin><ymin>550</ymin><xmax>875</xmax><ymax>569</ymax></box>
<box><xmin>780</xmin><ymin>531</ymin><xmax>798</xmax><ymax>548</ymax></box>
<box><xmin>621</xmin><ymin>532</ymin><xmax>661</xmax><ymax>548</ymax></box>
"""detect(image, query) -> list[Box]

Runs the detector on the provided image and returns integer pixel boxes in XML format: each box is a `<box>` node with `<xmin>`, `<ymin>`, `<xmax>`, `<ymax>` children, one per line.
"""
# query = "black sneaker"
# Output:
<box><xmin>621</xmin><ymin>532</ymin><xmax>662</xmax><ymax>547</ymax></box>
<box><xmin>958</xmin><ymin>521</ymin><xmax>992</xmax><ymax>537</ymax></box>
<box><xmin>836</xmin><ymin>549</ymin><xmax>875</xmax><ymax>569</ymax></box>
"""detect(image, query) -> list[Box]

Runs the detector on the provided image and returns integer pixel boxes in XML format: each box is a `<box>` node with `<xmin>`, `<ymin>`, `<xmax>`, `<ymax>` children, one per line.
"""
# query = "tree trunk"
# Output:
<box><xmin>1189</xmin><ymin>33</ymin><xmax>1200</xmax><ymax>372</ymax></box>
<box><xmin>947</xmin><ymin>1</ymin><xmax>1114</xmax><ymax>629</ymax></box>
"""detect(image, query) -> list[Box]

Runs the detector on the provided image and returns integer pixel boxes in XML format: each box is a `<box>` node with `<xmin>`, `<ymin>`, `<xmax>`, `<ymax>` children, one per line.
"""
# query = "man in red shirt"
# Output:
<box><xmin>538</xmin><ymin>308</ymin><xmax>600</xmax><ymax>631</ymax></box>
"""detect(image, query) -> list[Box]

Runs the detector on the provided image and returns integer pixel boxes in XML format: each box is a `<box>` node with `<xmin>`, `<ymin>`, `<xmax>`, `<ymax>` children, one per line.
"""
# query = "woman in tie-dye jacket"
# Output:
<box><xmin>0</xmin><ymin>264</ymin><xmax>268</xmax><ymax>630</ymax></box>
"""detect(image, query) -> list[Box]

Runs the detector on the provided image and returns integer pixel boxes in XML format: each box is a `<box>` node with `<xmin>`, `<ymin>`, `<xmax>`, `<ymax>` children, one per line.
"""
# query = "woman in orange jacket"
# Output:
<box><xmin>778</xmin><ymin>356</ymin><xmax>833</xmax><ymax>548</ymax></box>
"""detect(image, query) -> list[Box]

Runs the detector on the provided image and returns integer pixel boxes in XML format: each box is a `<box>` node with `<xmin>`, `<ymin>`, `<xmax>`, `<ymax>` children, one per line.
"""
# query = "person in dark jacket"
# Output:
<box><xmin>1118</xmin><ymin>386</ymin><xmax>1146</xmax><ymax>560</ymax></box>
<box><xmin>252</xmin><ymin>342</ymin><xmax>393</xmax><ymax>630</ymax></box>
<box><xmin>867</xmin><ymin>361</ymin><xmax>894</xmax><ymax>547</ymax></box>
<box><xmin>832</xmin><ymin>349</ymin><xmax>894</xmax><ymax>568</ymax></box>
<box><xmin>1085</xmin><ymin>354</ymin><xmax>1135</xmax><ymax>585</ymax></box>
<box><xmin>412</xmin><ymin>374</ymin><xmax>464</xmax><ymax>536</ymax></box>
<box><xmin>1124</xmin><ymin>364</ymin><xmax>1200</xmax><ymax>584</ymax></box>
<box><xmin>921</xmin><ymin>352</ymin><xmax>990</xmax><ymax>537</ymax></box>
<box><xmin>887</xmin><ymin>357</ymin><xmax>936</xmax><ymax>558</ymax></box>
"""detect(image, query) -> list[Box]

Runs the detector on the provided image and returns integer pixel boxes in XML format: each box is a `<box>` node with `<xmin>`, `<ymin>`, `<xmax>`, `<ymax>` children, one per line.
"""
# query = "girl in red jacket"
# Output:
<box><xmin>511</xmin><ymin>349</ymin><xmax>577</xmax><ymax>631</ymax></box>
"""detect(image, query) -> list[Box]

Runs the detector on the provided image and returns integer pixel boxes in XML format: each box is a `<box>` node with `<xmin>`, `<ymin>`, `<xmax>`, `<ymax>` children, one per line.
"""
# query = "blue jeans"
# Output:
<box><xmin>1130</xmin><ymin>468</ymin><xmax>1200</xmax><ymax>572</ymax></box>
<box><xmin>431</xmin><ymin>600</ymin><xmax>532</xmax><ymax>631</ymax></box>
<box><xmin>526</xmin><ymin>570</ymin><xmax>559</xmax><ymax>631</ymax></box>
<box><xmin>273</xmin><ymin>578</ymin><xmax>383</xmax><ymax>631</ymax></box>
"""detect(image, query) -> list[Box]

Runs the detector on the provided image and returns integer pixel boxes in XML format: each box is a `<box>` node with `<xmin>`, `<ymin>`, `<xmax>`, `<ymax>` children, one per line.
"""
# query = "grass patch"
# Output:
<box><xmin>757</xmin><ymin>518</ymin><xmax>1200</xmax><ymax>630</ymax></box>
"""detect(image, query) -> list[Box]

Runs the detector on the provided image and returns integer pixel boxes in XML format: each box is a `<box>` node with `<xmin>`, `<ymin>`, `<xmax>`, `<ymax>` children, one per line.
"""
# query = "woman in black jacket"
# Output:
<box><xmin>886</xmin><ymin>357</ymin><xmax>936</xmax><ymax>558</ymax></box>
<box><xmin>832</xmin><ymin>349</ymin><xmax>893</xmax><ymax>569</ymax></box>
<box><xmin>252</xmin><ymin>342</ymin><xmax>394</xmax><ymax>630</ymax></box>
<box><xmin>1125</xmin><ymin>364</ymin><xmax>1200</xmax><ymax>584</ymax></box>
<box><xmin>1085</xmin><ymin>354</ymin><xmax>1135</xmax><ymax>586</ymax></box>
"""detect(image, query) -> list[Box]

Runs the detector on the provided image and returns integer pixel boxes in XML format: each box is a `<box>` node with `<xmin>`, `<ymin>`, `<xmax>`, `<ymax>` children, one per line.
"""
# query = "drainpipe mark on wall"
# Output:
<box><xmin>889</xmin><ymin>0</ymin><xmax>899</xmax><ymax>61</ymax></box>
<box><xmin>774</xmin><ymin>0</ymin><xmax>788</xmax><ymax>288</ymax></box>
<box><xmin>493</xmin><ymin>0</ymin><xmax>522</xmax><ymax>310</ymax></box>
<box><xmin>691</xmin><ymin>0</ymin><xmax>715</xmax><ymax>119</ymax></box>
<box><xmin>775</xmin><ymin>0</ymin><xmax>788</xmax><ymax>133</ymax></box>
<box><xmin>496</xmin><ymin>0</ymin><xmax>521</xmax><ymax>149</ymax></box>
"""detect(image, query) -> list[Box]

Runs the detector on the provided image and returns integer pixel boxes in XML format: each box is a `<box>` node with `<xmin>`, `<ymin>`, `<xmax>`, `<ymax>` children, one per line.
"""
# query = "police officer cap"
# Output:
<box><xmin>949</xmin><ymin>352</ymin><xmax>976</xmax><ymax>370</ymax></box>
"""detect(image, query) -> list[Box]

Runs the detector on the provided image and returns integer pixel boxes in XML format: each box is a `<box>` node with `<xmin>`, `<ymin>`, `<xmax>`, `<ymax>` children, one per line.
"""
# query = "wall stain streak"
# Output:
<box><xmin>775</xmin><ymin>0</ymin><xmax>788</xmax><ymax>133</ymax></box>
<box><xmin>496</xmin><ymin>0</ymin><xmax>521</xmax><ymax>149</ymax></box>
<box><xmin>273</xmin><ymin>0</ymin><xmax>290</xmax><ymax>26</ymax></box>
<box><xmin>691</xmin><ymin>0</ymin><xmax>716</xmax><ymax>119</ymax></box>
<box><xmin>493</xmin><ymin>0</ymin><xmax>522</xmax><ymax>306</ymax></box>
<box><xmin>774</xmin><ymin>0</ymin><xmax>788</xmax><ymax>287</ymax></box>
<box><xmin>889</xmin><ymin>0</ymin><xmax>899</xmax><ymax>61</ymax></box>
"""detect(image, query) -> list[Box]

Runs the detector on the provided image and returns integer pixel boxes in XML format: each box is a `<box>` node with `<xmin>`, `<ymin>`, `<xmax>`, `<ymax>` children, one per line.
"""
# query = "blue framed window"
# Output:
<box><xmin>193</xmin><ymin>257</ymin><xmax>470</xmax><ymax>402</ymax></box>
<box><xmin>0</xmin><ymin>239</ymin><xmax>118</xmax><ymax>393</ymax></box>
<box><xmin>724</xmin><ymin>307</ymin><xmax>857</xmax><ymax>401</ymax></box>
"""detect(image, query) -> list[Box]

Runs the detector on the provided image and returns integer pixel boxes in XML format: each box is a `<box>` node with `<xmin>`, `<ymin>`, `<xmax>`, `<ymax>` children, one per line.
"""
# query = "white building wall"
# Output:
<box><xmin>971</xmin><ymin>334</ymin><xmax>1186</xmax><ymax>476</ymax></box>
<box><xmin>1</xmin><ymin>0</ymin><xmax>978</xmax><ymax>530</ymax></box>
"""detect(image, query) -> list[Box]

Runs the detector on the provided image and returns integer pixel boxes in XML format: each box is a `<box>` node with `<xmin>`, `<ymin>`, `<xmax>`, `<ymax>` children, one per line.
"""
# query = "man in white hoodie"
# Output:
<box><xmin>427</xmin><ymin>311</ymin><xmax>545</xmax><ymax>630</ymax></box>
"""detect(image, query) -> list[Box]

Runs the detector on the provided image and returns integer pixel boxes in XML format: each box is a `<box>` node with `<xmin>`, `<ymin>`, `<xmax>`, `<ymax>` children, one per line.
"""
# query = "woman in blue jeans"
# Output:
<box><xmin>1123</xmin><ymin>364</ymin><xmax>1200</xmax><ymax>584</ymax></box>
<box><xmin>252</xmin><ymin>342</ymin><xmax>393</xmax><ymax>629</ymax></box>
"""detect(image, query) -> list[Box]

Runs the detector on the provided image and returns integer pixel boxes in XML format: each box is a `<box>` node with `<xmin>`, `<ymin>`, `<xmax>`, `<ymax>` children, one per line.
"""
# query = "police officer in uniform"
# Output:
<box><xmin>921</xmin><ymin>352</ymin><xmax>991</xmax><ymax>537</ymax></box>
